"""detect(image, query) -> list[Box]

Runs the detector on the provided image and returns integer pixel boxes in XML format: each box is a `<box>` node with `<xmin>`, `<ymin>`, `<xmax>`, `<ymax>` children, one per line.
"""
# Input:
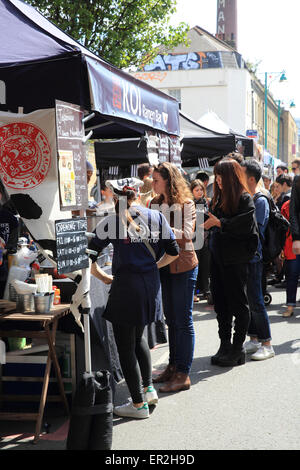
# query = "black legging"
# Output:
<box><xmin>210</xmin><ymin>253</ymin><xmax>250</xmax><ymax>348</ymax></box>
<box><xmin>195</xmin><ymin>244</ymin><xmax>210</xmax><ymax>294</ymax></box>
<box><xmin>112</xmin><ymin>323</ymin><xmax>152</xmax><ymax>404</ymax></box>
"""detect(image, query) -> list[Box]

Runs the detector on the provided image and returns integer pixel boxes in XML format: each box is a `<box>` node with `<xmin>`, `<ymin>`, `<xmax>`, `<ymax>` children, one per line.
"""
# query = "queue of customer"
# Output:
<box><xmin>87</xmin><ymin>157</ymin><xmax>298</xmax><ymax>420</ymax></box>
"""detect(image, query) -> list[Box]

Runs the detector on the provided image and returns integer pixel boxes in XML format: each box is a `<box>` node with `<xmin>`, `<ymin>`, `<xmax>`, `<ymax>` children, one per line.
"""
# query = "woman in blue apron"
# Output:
<box><xmin>89</xmin><ymin>178</ymin><xmax>179</xmax><ymax>419</ymax></box>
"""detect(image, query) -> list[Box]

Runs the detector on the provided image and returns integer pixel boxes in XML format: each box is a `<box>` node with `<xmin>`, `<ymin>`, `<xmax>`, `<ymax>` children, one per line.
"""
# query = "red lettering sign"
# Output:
<box><xmin>112</xmin><ymin>78</ymin><xmax>122</xmax><ymax>110</ymax></box>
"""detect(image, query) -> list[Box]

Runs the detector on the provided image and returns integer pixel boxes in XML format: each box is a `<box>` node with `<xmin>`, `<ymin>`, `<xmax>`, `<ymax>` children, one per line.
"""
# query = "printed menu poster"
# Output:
<box><xmin>55</xmin><ymin>100</ymin><xmax>88</xmax><ymax>211</ymax></box>
<box><xmin>58</xmin><ymin>149</ymin><xmax>76</xmax><ymax>207</ymax></box>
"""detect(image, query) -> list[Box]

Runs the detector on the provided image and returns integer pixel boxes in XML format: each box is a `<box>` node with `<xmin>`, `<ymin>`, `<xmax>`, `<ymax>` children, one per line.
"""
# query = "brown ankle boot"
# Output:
<box><xmin>159</xmin><ymin>372</ymin><xmax>191</xmax><ymax>393</ymax></box>
<box><xmin>152</xmin><ymin>364</ymin><xmax>176</xmax><ymax>383</ymax></box>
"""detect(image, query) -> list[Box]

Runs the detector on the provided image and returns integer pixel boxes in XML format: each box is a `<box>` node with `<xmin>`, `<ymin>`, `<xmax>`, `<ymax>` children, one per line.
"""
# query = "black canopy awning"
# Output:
<box><xmin>94</xmin><ymin>138</ymin><xmax>148</xmax><ymax>168</ymax></box>
<box><xmin>0</xmin><ymin>0</ymin><xmax>180</xmax><ymax>138</ymax></box>
<box><xmin>179</xmin><ymin>112</ymin><xmax>236</xmax><ymax>165</ymax></box>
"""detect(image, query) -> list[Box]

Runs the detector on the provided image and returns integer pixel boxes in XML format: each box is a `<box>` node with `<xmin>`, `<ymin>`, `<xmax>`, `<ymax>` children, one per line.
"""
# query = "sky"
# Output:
<box><xmin>171</xmin><ymin>0</ymin><xmax>300</xmax><ymax>119</ymax></box>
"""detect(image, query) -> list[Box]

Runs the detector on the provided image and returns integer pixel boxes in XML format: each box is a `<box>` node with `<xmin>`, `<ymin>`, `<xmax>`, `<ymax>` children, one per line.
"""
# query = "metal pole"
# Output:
<box><xmin>277</xmin><ymin>100</ymin><xmax>281</xmax><ymax>160</ymax></box>
<box><xmin>83</xmin><ymin>310</ymin><xmax>92</xmax><ymax>374</ymax></box>
<box><xmin>264</xmin><ymin>72</ymin><xmax>268</xmax><ymax>152</ymax></box>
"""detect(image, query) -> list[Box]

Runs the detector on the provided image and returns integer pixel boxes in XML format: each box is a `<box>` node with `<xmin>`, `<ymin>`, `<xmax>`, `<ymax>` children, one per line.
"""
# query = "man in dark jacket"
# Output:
<box><xmin>241</xmin><ymin>159</ymin><xmax>275</xmax><ymax>361</ymax></box>
<box><xmin>289</xmin><ymin>175</ymin><xmax>300</xmax><ymax>252</ymax></box>
<box><xmin>276</xmin><ymin>174</ymin><xmax>292</xmax><ymax>211</ymax></box>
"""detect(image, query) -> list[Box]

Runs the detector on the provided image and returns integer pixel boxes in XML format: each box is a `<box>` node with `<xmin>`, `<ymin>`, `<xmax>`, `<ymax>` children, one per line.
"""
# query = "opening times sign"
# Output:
<box><xmin>55</xmin><ymin>100</ymin><xmax>88</xmax><ymax>211</ymax></box>
<box><xmin>55</xmin><ymin>217</ymin><xmax>89</xmax><ymax>274</ymax></box>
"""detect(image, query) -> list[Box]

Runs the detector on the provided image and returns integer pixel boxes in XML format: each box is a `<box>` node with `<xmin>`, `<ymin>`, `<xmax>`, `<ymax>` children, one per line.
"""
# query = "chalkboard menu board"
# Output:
<box><xmin>55</xmin><ymin>100</ymin><xmax>88</xmax><ymax>211</ymax></box>
<box><xmin>55</xmin><ymin>217</ymin><xmax>89</xmax><ymax>274</ymax></box>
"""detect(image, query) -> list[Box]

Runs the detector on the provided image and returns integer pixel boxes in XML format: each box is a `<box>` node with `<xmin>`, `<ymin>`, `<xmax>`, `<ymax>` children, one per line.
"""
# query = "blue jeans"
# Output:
<box><xmin>247</xmin><ymin>261</ymin><xmax>272</xmax><ymax>342</ymax></box>
<box><xmin>285</xmin><ymin>256</ymin><xmax>300</xmax><ymax>306</ymax></box>
<box><xmin>160</xmin><ymin>266</ymin><xmax>198</xmax><ymax>374</ymax></box>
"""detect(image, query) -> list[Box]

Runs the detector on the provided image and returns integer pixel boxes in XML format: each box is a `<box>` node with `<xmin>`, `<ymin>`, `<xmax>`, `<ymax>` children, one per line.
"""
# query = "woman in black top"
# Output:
<box><xmin>203</xmin><ymin>158</ymin><xmax>258</xmax><ymax>367</ymax></box>
<box><xmin>190</xmin><ymin>179</ymin><xmax>210</xmax><ymax>302</ymax></box>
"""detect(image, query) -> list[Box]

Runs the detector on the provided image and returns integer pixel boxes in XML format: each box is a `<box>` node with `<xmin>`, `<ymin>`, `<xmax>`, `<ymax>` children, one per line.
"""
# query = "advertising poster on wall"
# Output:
<box><xmin>55</xmin><ymin>100</ymin><xmax>88</xmax><ymax>211</ymax></box>
<box><xmin>58</xmin><ymin>149</ymin><xmax>76</xmax><ymax>207</ymax></box>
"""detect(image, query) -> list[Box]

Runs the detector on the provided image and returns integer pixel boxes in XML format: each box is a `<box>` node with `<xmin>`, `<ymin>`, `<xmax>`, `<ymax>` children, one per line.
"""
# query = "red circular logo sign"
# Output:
<box><xmin>0</xmin><ymin>122</ymin><xmax>51</xmax><ymax>189</ymax></box>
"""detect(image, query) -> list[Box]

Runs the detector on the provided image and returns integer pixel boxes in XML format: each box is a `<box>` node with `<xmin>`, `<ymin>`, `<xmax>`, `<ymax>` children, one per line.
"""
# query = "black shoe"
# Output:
<box><xmin>206</xmin><ymin>293</ymin><xmax>214</xmax><ymax>305</ymax></box>
<box><xmin>217</xmin><ymin>348</ymin><xmax>246</xmax><ymax>367</ymax></box>
<box><xmin>211</xmin><ymin>342</ymin><xmax>232</xmax><ymax>365</ymax></box>
<box><xmin>274</xmin><ymin>282</ymin><xmax>286</xmax><ymax>289</ymax></box>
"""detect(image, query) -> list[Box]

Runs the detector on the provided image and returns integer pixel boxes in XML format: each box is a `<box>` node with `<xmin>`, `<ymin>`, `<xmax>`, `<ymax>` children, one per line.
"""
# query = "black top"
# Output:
<box><xmin>0</xmin><ymin>207</ymin><xmax>19</xmax><ymax>252</ymax></box>
<box><xmin>276</xmin><ymin>191</ymin><xmax>291</xmax><ymax>211</ymax></box>
<box><xmin>290</xmin><ymin>176</ymin><xmax>300</xmax><ymax>241</ymax></box>
<box><xmin>209</xmin><ymin>192</ymin><xmax>259</xmax><ymax>266</ymax></box>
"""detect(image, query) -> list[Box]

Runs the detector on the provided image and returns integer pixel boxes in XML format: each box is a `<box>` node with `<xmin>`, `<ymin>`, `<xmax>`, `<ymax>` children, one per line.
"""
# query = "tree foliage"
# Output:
<box><xmin>26</xmin><ymin>0</ymin><xmax>189</xmax><ymax>68</ymax></box>
<box><xmin>246</xmin><ymin>59</ymin><xmax>262</xmax><ymax>75</ymax></box>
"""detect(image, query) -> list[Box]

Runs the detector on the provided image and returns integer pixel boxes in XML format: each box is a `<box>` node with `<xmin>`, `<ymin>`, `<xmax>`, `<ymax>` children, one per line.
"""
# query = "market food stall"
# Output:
<box><xmin>180</xmin><ymin>111</ymin><xmax>253</xmax><ymax>168</ymax></box>
<box><xmin>0</xmin><ymin>0</ymin><xmax>181</xmax><ymax>442</ymax></box>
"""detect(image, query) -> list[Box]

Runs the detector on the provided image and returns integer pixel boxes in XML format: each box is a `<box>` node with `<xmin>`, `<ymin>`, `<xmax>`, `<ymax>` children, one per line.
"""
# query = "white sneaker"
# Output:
<box><xmin>145</xmin><ymin>385</ymin><xmax>158</xmax><ymax>406</ymax></box>
<box><xmin>251</xmin><ymin>345</ymin><xmax>275</xmax><ymax>361</ymax></box>
<box><xmin>113</xmin><ymin>401</ymin><xmax>149</xmax><ymax>419</ymax></box>
<box><xmin>244</xmin><ymin>340</ymin><xmax>261</xmax><ymax>354</ymax></box>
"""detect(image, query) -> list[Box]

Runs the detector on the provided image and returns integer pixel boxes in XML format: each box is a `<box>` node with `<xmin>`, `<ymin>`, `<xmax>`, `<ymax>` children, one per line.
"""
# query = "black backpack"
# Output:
<box><xmin>253</xmin><ymin>192</ymin><xmax>290</xmax><ymax>263</ymax></box>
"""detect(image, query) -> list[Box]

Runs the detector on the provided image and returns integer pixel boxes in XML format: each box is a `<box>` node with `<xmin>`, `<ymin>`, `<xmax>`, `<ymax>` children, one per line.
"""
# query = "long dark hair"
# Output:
<box><xmin>212</xmin><ymin>158</ymin><xmax>249</xmax><ymax>216</ymax></box>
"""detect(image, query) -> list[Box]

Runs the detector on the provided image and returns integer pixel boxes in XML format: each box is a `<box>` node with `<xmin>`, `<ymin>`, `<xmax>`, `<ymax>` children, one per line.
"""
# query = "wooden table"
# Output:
<box><xmin>0</xmin><ymin>301</ymin><xmax>71</xmax><ymax>443</ymax></box>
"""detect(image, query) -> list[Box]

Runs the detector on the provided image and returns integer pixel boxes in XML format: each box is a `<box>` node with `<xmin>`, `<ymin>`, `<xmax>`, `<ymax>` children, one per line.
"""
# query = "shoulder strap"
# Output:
<box><xmin>253</xmin><ymin>191</ymin><xmax>266</xmax><ymax>202</ymax></box>
<box><xmin>142</xmin><ymin>239</ymin><xmax>156</xmax><ymax>260</ymax></box>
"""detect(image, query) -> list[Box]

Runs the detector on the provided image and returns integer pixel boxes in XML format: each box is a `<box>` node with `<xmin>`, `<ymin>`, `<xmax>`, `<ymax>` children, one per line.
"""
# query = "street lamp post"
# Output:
<box><xmin>264</xmin><ymin>71</ymin><xmax>287</xmax><ymax>152</ymax></box>
<box><xmin>276</xmin><ymin>99</ymin><xmax>296</xmax><ymax>161</ymax></box>
<box><xmin>277</xmin><ymin>100</ymin><xmax>281</xmax><ymax>160</ymax></box>
<box><xmin>264</xmin><ymin>72</ymin><xmax>268</xmax><ymax>151</ymax></box>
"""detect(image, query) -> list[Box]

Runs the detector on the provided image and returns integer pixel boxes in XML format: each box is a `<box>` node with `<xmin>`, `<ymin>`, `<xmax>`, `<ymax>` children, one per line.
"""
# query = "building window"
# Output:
<box><xmin>168</xmin><ymin>89</ymin><xmax>181</xmax><ymax>104</ymax></box>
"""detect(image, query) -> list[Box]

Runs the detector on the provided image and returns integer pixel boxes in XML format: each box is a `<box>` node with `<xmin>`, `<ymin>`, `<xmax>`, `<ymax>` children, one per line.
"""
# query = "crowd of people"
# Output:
<box><xmin>1</xmin><ymin>155</ymin><xmax>298</xmax><ymax>421</ymax></box>
<box><xmin>85</xmin><ymin>156</ymin><xmax>300</xmax><ymax>420</ymax></box>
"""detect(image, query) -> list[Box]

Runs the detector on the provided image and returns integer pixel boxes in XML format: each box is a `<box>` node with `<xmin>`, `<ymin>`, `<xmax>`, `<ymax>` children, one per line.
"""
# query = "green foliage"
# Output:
<box><xmin>246</xmin><ymin>59</ymin><xmax>262</xmax><ymax>75</ymax></box>
<box><xmin>26</xmin><ymin>0</ymin><xmax>189</xmax><ymax>68</ymax></box>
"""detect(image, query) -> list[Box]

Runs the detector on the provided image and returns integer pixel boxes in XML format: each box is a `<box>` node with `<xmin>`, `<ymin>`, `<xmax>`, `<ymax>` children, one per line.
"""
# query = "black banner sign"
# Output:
<box><xmin>169</xmin><ymin>135</ymin><xmax>182</xmax><ymax>168</ymax></box>
<box><xmin>158</xmin><ymin>134</ymin><xmax>169</xmax><ymax>163</ymax></box>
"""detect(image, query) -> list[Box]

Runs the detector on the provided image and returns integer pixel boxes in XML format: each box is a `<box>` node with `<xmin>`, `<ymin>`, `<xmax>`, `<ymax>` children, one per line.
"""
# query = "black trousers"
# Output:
<box><xmin>112</xmin><ymin>323</ymin><xmax>152</xmax><ymax>404</ymax></box>
<box><xmin>195</xmin><ymin>244</ymin><xmax>210</xmax><ymax>294</ymax></box>
<box><xmin>210</xmin><ymin>253</ymin><xmax>250</xmax><ymax>348</ymax></box>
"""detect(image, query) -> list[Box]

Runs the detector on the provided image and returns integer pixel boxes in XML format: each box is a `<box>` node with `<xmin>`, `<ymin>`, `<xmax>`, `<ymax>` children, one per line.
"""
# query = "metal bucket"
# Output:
<box><xmin>16</xmin><ymin>293</ymin><xmax>34</xmax><ymax>313</ymax></box>
<box><xmin>9</xmin><ymin>284</ymin><xmax>18</xmax><ymax>302</ymax></box>
<box><xmin>34</xmin><ymin>293</ymin><xmax>54</xmax><ymax>314</ymax></box>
